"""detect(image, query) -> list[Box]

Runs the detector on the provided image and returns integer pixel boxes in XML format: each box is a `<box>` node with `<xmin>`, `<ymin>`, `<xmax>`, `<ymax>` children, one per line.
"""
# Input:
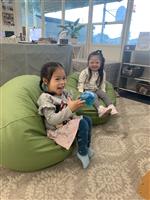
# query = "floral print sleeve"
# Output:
<box><xmin>37</xmin><ymin>93</ymin><xmax>73</xmax><ymax>126</ymax></box>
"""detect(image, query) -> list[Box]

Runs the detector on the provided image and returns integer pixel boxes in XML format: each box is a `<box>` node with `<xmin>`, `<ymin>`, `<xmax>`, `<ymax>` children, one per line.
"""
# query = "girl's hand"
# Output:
<box><xmin>67</xmin><ymin>97</ymin><xmax>85</xmax><ymax>112</ymax></box>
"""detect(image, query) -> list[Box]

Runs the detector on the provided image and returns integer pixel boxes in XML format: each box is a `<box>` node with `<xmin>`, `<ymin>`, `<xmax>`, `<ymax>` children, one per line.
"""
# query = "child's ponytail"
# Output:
<box><xmin>39</xmin><ymin>79</ymin><xmax>44</xmax><ymax>92</ymax></box>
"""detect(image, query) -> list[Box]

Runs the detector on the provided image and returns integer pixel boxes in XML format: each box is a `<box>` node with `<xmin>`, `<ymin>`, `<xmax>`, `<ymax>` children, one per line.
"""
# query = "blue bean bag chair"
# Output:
<box><xmin>66</xmin><ymin>72</ymin><xmax>116</xmax><ymax>125</ymax></box>
<box><xmin>0</xmin><ymin>75</ymin><xmax>73</xmax><ymax>172</ymax></box>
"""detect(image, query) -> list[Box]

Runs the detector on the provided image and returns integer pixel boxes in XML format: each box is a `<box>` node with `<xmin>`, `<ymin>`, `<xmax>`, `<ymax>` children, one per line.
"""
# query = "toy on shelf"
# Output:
<box><xmin>80</xmin><ymin>91</ymin><xmax>96</xmax><ymax>106</ymax></box>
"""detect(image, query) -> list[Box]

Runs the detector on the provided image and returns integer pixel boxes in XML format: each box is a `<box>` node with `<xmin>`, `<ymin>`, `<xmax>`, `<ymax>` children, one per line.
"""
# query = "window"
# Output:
<box><xmin>44</xmin><ymin>1</ymin><xmax>62</xmax><ymax>39</ymax></box>
<box><xmin>45</xmin><ymin>1</ymin><xmax>88</xmax><ymax>43</ymax></box>
<box><xmin>127</xmin><ymin>0</ymin><xmax>150</xmax><ymax>45</ymax></box>
<box><xmin>20</xmin><ymin>0</ymin><xmax>150</xmax><ymax>46</ymax></box>
<box><xmin>64</xmin><ymin>4</ymin><xmax>89</xmax><ymax>44</ymax></box>
<box><xmin>93</xmin><ymin>24</ymin><xmax>123</xmax><ymax>44</ymax></box>
<box><xmin>19</xmin><ymin>0</ymin><xmax>41</xmax><ymax>40</ymax></box>
<box><xmin>92</xmin><ymin>0</ymin><xmax>127</xmax><ymax>44</ymax></box>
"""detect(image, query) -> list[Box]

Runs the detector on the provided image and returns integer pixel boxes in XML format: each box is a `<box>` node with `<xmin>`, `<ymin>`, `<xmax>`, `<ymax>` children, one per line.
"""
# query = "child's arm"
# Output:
<box><xmin>43</xmin><ymin>106</ymin><xmax>73</xmax><ymax>126</ymax></box>
<box><xmin>38</xmin><ymin>94</ymin><xmax>84</xmax><ymax>126</ymax></box>
<box><xmin>67</xmin><ymin>97</ymin><xmax>85</xmax><ymax>112</ymax></box>
<box><xmin>43</xmin><ymin>99</ymin><xmax>84</xmax><ymax>126</ymax></box>
<box><xmin>77</xmin><ymin>69</ymin><xmax>87</xmax><ymax>93</ymax></box>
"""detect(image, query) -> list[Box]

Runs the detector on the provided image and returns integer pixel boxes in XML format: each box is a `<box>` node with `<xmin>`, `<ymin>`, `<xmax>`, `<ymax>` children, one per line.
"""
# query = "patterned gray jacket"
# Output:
<box><xmin>37</xmin><ymin>90</ymin><xmax>78</xmax><ymax>131</ymax></box>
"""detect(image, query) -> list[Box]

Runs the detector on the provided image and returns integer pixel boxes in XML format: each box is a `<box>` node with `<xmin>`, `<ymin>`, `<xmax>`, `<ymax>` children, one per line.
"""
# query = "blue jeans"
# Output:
<box><xmin>76</xmin><ymin>116</ymin><xmax>92</xmax><ymax>156</ymax></box>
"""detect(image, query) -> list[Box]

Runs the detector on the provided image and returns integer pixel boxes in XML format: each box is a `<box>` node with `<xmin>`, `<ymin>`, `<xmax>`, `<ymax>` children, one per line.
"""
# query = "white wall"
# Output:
<box><xmin>78</xmin><ymin>44</ymin><xmax>121</xmax><ymax>63</ymax></box>
<box><xmin>0</xmin><ymin>0</ymin><xmax>22</xmax><ymax>37</ymax></box>
<box><xmin>91</xmin><ymin>45</ymin><xmax>121</xmax><ymax>62</ymax></box>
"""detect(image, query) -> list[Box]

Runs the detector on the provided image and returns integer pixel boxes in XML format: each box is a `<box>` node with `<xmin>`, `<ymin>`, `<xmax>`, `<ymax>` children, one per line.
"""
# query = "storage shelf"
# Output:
<box><xmin>123</xmin><ymin>63</ymin><xmax>150</xmax><ymax>68</ymax></box>
<box><xmin>134</xmin><ymin>77</ymin><xmax>150</xmax><ymax>83</ymax></box>
<box><xmin>119</xmin><ymin>87</ymin><xmax>150</xmax><ymax>97</ymax></box>
<box><xmin>120</xmin><ymin>75</ymin><xmax>150</xmax><ymax>83</ymax></box>
<box><xmin>118</xmin><ymin>45</ymin><xmax>150</xmax><ymax>97</ymax></box>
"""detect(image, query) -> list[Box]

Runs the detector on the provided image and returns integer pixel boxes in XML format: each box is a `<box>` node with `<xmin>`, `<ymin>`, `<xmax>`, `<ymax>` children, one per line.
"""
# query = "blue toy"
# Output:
<box><xmin>80</xmin><ymin>91</ymin><xmax>96</xmax><ymax>106</ymax></box>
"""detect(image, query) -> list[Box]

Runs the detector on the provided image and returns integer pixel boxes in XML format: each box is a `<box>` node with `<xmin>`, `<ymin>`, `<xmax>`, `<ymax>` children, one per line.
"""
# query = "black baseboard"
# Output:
<box><xmin>118</xmin><ymin>90</ymin><xmax>150</xmax><ymax>105</ymax></box>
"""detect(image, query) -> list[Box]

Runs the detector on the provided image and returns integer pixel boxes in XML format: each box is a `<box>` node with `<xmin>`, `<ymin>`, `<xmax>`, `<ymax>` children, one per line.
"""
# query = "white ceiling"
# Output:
<box><xmin>44</xmin><ymin>0</ymin><xmax>123</xmax><ymax>13</ymax></box>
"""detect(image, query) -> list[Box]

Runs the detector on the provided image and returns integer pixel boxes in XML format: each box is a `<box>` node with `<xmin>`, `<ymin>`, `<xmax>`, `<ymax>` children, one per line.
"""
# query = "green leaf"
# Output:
<box><xmin>58</xmin><ymin>18</ymin><xmax>85</xmax><ymax>38</ymax></box>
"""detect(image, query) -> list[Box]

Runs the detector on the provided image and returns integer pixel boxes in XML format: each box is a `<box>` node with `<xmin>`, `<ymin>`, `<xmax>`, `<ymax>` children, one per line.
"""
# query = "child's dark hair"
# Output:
<box><xmin>39</xmin><ymin>62</ymin><xmax>64</xmax><ymax>92</ymax></box>
<box><xmin>87</xmin><ymin>50</ymin><xmax>105</xmax><ymax>86</ymax></box>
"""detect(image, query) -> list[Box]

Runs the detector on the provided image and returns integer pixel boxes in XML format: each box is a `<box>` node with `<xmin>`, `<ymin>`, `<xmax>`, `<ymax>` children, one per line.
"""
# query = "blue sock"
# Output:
<box><xmin>88</xmin><ymin>148</ymin><xmax>94</xmax><ymax>158</ymax></box>
<box><xmin>77</xmin><ymin>152</ymin><xmax>90</xmax><ymax>169</ymax></box>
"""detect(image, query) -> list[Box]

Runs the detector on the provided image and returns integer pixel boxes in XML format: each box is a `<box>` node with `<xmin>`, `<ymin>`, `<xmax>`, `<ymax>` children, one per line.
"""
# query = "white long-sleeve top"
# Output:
<box><xmin>77</xmin><ymin>68</ymin><xmax>106</xmax><ymax>93</ymax></box>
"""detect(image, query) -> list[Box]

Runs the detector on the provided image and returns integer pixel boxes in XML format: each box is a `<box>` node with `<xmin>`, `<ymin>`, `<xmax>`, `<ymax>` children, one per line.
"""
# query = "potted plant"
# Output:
<box><xmin>58</xmin><ymin>18</ymin><xmax>85</xmax><ymax>44</ymax></box>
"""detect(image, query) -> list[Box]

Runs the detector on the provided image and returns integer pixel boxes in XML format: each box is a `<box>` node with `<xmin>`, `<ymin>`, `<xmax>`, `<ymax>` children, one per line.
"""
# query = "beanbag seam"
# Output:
<box><xmin>1</xmin><ymin>115</ymin><xmax>42</xmax><ymax>129</ymax></box>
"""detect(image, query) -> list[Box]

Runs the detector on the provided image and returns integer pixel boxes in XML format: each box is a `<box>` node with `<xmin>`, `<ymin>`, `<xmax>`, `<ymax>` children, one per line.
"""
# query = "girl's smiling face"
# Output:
<box><xmin>88</xmin><ymin>55</ymin><xmax>101</xmax><ymax>71</ymax></box>
<box><xmin>44</xmin><ymin>67</ymin><xmax>66</xmax><ymax>96</ymax></box>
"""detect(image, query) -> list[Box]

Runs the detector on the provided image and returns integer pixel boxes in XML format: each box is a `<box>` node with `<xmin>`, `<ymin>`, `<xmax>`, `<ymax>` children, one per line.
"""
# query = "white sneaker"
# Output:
<box><xmin>108</xmin><ymin>104</ymin><xmax>118</xmax><ymax>115</ymax></box>
<box><xmin>98</xmin><ymin>106</ymin><xmax>112</xmax><ymax>118</ymax></box>
<box><xmin>77</xmin><ymin>153</ymin><xmax>90</xmax><ymax>169</ymax></box>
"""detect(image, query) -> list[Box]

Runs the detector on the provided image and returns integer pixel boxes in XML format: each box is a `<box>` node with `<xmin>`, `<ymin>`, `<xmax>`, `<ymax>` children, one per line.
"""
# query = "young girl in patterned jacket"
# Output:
<box><xmin>78</xmin><ymin>50</ymin><xmax>118</xmax><ymax>118</ymax></box>
<box><xmin>37</xmin><ymin>62</ymin><xmax>93</xmax><ymax>169</ymax></box>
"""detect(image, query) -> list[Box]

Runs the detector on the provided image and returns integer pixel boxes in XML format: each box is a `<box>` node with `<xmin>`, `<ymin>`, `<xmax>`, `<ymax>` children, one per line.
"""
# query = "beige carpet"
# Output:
<box><xmin>0</xmin><ymin>97</ymin><xmax>150</xmax><ymax>200</ymax></box>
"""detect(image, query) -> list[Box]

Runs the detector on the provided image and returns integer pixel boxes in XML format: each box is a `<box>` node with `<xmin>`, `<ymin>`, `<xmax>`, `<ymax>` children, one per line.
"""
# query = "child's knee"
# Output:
<box><xmin>79</xmin><ymin>118</ymin><xmax>89</xmax><ymax>131</ymax></box>
<box><xmin>83</xmin><ymin>116</ymin><xmax>92</xmax><ymax>128</ymax></box>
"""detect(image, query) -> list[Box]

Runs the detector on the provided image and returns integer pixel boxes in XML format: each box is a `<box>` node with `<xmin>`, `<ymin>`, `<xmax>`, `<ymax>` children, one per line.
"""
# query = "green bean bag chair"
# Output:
<box><xmin>66</xmin><ymin>72</ymin><xmax>116</xmax><ymax>125</ymax></box>
<box><xmin>0</xmin><ymin>75</ymin><xmax>72</xmax><ymax>172</ymax></box>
